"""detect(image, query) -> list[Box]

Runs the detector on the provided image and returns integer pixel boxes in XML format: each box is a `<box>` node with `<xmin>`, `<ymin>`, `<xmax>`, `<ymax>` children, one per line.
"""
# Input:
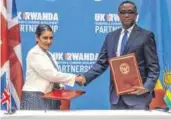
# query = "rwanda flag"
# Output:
<box><xmin>164</xmin><ymin>86</ymin><xmax>171</xmax><ymax>109</ymax></box>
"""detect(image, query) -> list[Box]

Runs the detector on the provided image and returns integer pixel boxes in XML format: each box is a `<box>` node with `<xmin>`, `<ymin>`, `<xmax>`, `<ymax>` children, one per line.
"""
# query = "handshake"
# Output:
<box><xmin>75</xmin><ymin>75</ymin><xmax>86</xmax><ymax>86</ymax></box>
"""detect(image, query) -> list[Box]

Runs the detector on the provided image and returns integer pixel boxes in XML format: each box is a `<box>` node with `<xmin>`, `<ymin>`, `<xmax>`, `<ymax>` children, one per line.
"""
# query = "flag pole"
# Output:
<box><xmin>5</xmin><ymin>70</ymin><xmax>15</xmax><ymax>114</ymax></box>
<box><xmin>6</xmin><ymin>71</ymin><xmax>11</xmax><ymax>114</ymax></box>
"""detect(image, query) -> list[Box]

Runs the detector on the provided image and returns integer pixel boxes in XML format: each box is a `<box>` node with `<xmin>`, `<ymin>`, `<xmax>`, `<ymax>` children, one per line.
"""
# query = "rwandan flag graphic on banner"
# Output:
<box><xmin>154</xmin><ymin>0</ymin><xmax>171</xmax><ymax>108</ymax></box>
<box><xmin>139</xmin><ymin>0</ymin><xmax>171</xmax><ymax>109</ymax></box>
<box><xmin>157</xmin><ymin>0</ymin><xmax>171</xmax><ymax>109</ymax></box>
<box><xmin>164</xmin><ymin>86</ymin><xmax>171</xmax><ymax>109</ymax></box>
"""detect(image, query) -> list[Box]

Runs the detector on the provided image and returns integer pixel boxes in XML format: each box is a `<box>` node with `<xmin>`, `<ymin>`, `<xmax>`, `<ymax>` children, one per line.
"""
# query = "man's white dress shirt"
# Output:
<box><xmin>116</xmin><ymin>25</ymin><xmax>135</xmax><ymax>56</ymax></box>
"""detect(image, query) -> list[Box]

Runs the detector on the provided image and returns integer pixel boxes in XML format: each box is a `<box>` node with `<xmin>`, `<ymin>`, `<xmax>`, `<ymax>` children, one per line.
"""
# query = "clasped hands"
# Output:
<box><xmin>75</xmin><ymin>75</ymin><xmax>86</xmax><ymax>86</ymax></box>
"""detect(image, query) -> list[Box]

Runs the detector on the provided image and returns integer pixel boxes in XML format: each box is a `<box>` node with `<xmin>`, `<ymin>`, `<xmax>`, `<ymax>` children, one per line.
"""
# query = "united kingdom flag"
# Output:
<box><xmin>0</xmin><ymin>0</ymin><xmax>24</xmax><ymax>110</ymax></box>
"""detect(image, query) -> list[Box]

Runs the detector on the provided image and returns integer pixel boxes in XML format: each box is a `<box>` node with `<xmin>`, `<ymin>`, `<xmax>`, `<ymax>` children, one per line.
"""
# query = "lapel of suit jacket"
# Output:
<box><xmin>34</xmin><ymin>45</ymin><xmax>59</xmax><ymax>71</ymax></box>
<box><xmin>35</xmin><ymin>45</ymin><xmax>46</xmax><ymax>55</ymax></box>
<box><xmin>113</xmin><ymin>28</ymin><xmax>122</xmax><ymax>56</ymax></box>
<box><xmin>34</xmin><ymin>45</ymin><xmax>50</xmax><ymax>61</ymax></box>
<box><xmin>122</xmin><ymin>24</ymin><xmax>140</xmax><ymax>54</ymax></box>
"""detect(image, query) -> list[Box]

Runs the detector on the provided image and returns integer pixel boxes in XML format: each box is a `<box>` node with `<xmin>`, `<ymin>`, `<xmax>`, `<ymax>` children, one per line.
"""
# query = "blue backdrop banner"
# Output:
<box><xmin>13</xmin><ymin>0</ymin><xmax>171</xmax><ymax>109</ymax></box>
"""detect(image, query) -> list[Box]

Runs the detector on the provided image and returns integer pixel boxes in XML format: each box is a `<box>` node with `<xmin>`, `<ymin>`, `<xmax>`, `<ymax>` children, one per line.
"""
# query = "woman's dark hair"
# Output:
<box><xmin>35</xmin><ymin>24</ymin><xmax>53</xmax><ymax>37</ymax></box>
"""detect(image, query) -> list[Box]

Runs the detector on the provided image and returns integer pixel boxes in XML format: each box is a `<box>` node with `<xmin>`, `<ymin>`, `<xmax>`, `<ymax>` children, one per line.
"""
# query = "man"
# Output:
<box><xmin>76</xmin><ymin>1</ymin><xmax>160</xmax><ymax>110</ymax></box>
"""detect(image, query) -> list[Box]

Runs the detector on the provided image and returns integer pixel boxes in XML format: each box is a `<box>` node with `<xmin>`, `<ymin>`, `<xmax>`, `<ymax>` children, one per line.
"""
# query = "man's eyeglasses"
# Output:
<box><xmin>119</xmin><ymin>10</ymin><xmax>136</xmax><ymax>15</ymax></box>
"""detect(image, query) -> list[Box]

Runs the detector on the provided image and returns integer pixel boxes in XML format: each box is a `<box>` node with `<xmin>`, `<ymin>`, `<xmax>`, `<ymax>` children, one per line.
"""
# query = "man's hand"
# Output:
<box><xmin>75</xmin><ymin>75</ymin><xmax>86</xmax><ymax>86</ymax></box>
<box><xmin>129</xmin><ymin>86</ymin><xmax>149</xmax><ymax>95</ymax></box>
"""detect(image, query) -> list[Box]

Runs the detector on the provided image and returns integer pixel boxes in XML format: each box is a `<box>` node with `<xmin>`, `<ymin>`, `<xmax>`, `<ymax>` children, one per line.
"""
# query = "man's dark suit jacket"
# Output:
<box><xmin>83</xmin><ymin>24</ymin><xmax>160</xmax><ymax>106</ymax></box>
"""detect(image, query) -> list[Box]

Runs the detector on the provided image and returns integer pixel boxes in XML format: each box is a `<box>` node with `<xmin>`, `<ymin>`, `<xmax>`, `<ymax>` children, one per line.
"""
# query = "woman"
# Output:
<box><xmin>21</xmin><ymin>24</ymin><xmax>78</xmax><ymax>110</ymax></box>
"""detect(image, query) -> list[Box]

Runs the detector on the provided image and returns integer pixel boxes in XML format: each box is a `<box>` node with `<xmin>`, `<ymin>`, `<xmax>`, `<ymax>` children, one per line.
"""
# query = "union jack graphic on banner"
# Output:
<box><xmin>0</xmin><ymin>0</ymin><xmax>24</xmax><ymax>110</ymax></box>
<box><xmin>1</xmin><ymin>77</ymin><xmax>11</xmax><ymax>111</ymax></box>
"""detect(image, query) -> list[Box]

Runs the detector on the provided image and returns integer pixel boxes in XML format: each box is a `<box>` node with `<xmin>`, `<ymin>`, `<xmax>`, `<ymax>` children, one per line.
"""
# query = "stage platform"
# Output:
<box><xmin>1</xmin><ymin>110</ymin><xmax>171</xmax><ymax>119</ymax></box>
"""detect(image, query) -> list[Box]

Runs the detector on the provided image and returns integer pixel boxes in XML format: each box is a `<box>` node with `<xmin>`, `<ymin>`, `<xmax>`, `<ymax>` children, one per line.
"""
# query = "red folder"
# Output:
<box><xmin>109</xmin><ymin>53</ymin><xmax>143</xmax><ymax>95</ymax></box>
<box><xmin>41</xmin><ymin>89</ymin><xmax>85</xmax><ymax>110</ymax></box>
<box><xmin>41</xmin><ymin>89</ymin><xmax>85</xmax><ymax>100</ymax></box>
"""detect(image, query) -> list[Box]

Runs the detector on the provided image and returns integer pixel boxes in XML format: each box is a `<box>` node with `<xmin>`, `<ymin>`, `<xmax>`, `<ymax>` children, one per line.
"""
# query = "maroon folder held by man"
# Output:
<box><xmin>109</xmin><ymin>53</ymin><xmax>143</xmax><ymax>95</ymax></box>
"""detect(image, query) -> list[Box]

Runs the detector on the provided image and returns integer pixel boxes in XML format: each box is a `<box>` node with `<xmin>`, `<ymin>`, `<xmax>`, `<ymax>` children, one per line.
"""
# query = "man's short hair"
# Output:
<box><xmin>118</xmin><ymin>1</ymin><xmax>137</xmax><ymax>13</ymax></box>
